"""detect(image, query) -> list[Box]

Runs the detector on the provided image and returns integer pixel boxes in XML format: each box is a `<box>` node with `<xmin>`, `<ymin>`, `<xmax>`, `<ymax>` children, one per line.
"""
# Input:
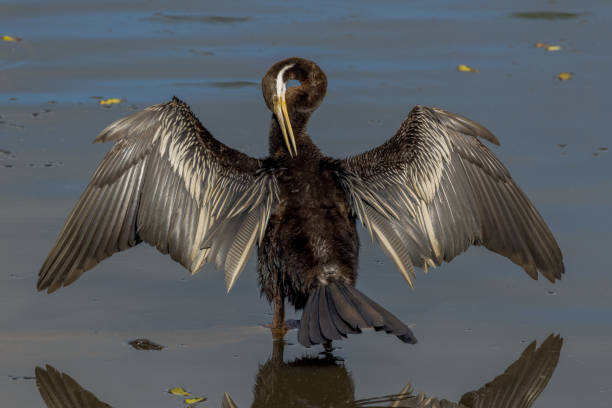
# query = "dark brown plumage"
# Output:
<box><xmin>38</xmin><ymin>57</ymin><xmax>563</xmax><ymax>347</ymax></box>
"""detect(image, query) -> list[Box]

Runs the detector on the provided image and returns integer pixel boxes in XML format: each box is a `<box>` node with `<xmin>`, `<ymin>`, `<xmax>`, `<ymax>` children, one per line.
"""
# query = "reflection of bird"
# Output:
<box><xmin>251</xmin><ymin>341</ymin><xmax>355</xmax><ymax>407</ymax></box>
<box><xmin>225</xmin><ymin>334</ymin><xmax>563</xmax><ymax>408</ymax></box>
<box><xmin>34</xmin><ymin>335</ymin><xmax>562</xmax><ymax>408</ymax></box>
<box><xmin>39</xmin><ymin>57</ymin><xmax>563</xmax><ymax>347</ymax></box>
<box><xmin>35</xmin><ymin>365</ymin><xmax>111</xmax><ymax>408</ymax></box>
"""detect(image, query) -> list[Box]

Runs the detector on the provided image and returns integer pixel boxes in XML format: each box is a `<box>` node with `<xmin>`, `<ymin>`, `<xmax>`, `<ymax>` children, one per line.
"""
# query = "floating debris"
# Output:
<box><xmin>184</xmin><ymin>397</ymin><xmax>207</xmax><ymax>404</ymax></box>
<box><xmin>128</xmin><ymin>338</ymin><xmax>164</xmax><ymax>350</ymax></box>
<box><xmin>148</xmin><ymin>12</ymin><xmax>251</xmax><ymax>24</ymax></box>
<box><xmin>556</xmin><ymin>72</ymin><xmax>572</xmax><ymax>81</ymax></box>
<box><xmin>99</xmin><ymin>98</ymin><xmax>122</xmax><ymax>105</ymax></box>
<box><xmin>209</xmin><ymin>81</ymin><xmax>258</xmax><ymax>89</ymax></box>
<box><xmin>546</xmin><ymin>290</ymin><xmax>556</xmax><ymax>295</ymax></box>
<box><xmin>598</xmin><ymin>147</ymin><xmax>608</xmax><ymax>151</ymax></box>
<box><xmin>8</xmin><ymin>97</ymin><xmax>18</xmax><ymax>101</ymax></box>
<box><xmin>32</xmin><ymin>112</ymin><xmax>39</xmax><ymax>117</ymax></box>
<box><xmin>457</xmin><ymin>64</ymin><xmax>479</xmax><ymax>73</ymax></box>
<box><xmin>535</xmin><ymin>42</ymin><xmax>562</xmax><ymax>51</ymax></box>
<box><xmin>48</xmin><ymin>100</ymin><xmax>57</xmax><ymax>104</ymax></box>
<box><xmin>512</xmin><ymin>11</ymin><xmax>581</xmax><ymax>21</ymax></box>
<box><xmin>169</xmin><ymin>387</ymin><xmax>190</xmax><ymax>396</ymax></box>
<box><xmin>8</xmin><ymin>375</ymin><xmax>35</xmax><ymax>381</ymax></box>
<box><xmin>2</xmin><ymin>35</ymin><xmax>22</xmax><ymax>42</ymax></box>
<box><xmin>557</xmin><ymin>144</ymin><xmax>567</xmax><ymax>148</ymax></box>
<box><xmin>27</xmin><ymin>161</ymin><xmax>63</xmax><ymax>168</ymax></box>
<box><xmin>89</xmin><ymin>96</ymin><xmax>104</xmax><ymax>100</ymax></box>
<box><xmin>593</xmin><ymin>152</ymin><xmax>600</xmax><ymax>157</ymax></box>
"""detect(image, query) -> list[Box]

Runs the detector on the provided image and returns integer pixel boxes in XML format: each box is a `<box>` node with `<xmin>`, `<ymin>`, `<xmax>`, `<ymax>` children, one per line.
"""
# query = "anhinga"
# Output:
<box><xmin>38</xmin><ymin>57</ymin><xmax>564</xmax><ymax>347</ymax></box>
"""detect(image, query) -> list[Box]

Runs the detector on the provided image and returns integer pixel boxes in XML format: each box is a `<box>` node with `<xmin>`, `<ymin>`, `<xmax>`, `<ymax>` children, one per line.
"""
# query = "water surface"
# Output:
<box><xmin>1</xmin><ymin>0</ymin><xmax>611</xmax><ymax>406</ymax></box>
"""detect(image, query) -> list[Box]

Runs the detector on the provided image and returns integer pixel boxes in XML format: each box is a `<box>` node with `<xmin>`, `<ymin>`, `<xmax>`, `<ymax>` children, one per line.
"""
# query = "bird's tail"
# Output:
<box><xmin>298</xmin><ymin>280</ymin><xmax>417</xmax><ymax>347</ymax></box>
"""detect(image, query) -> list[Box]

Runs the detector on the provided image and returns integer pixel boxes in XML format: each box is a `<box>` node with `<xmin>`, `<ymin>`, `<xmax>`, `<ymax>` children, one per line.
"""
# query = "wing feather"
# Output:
<box><xmin>340</xmin><ymin>105</ymin><xmax>563</xmax><ymax>284</ymax></box>
<box><xmin>39</xmin><ymin>97</ymin><xmax>278</xmax><ymax>293</ymax></box>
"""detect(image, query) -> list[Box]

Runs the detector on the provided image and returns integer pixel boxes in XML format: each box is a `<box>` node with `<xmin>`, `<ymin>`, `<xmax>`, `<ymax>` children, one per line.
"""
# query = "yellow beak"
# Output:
<box><xmin>273</xmin><ymin>94</ymin><xmax>297</xmax><ymax>157</ymax></box>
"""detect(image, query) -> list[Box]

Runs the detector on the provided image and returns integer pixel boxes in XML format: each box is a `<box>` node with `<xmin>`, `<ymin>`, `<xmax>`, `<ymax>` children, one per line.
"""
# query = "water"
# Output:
<box><xmin>1</xmin><ymin>0</ymin><xmax>611</xmax><ymax>406</ymax></box>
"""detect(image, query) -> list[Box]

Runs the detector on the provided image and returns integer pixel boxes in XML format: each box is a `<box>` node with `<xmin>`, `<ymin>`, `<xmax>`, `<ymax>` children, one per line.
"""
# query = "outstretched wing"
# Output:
<box><xmin>458</xmin><ymin>334</ymin><xmax>563</xmax><ymax>408</ymax></box>
<box><xmin>340</xmin><ymin>106</ymin><xmax>563</xmax><ymax>286</ymax></box>
<box><xmin>39</xmin><ymin>97</ymin><xmax>278</xmax><ymax>293</ymax></box>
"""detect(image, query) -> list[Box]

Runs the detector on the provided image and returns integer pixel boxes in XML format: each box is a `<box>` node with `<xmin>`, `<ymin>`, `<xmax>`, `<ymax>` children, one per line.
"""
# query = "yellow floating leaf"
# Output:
<box><xmin>457</xmin><ymin>64</ymin><xmax>478</xmax><ymax>73</ymax></box>
<box><xmin>184</xmin><ymin>397</ymin><xmax>207</xmax><ymax>404</ymax></box>
<box><xmin>2</xmin><ymin>35</ymin><xmax>21</xmax><ymax>42</ymax></box>
<box><xmin>557</xmin><ymin>72</ymin><xmax>572</xmax><ymax>80</ymax></box>
<box><xmin>168</xmin><ymin>387</ymin><xmax>190</xmax><ymax>396</ymax></box>
<box><xmin>99</xmin><ymin>98</ymin><xmax>122</xmax><ymax>105</ymax></box>
<box><xmin>535</xmin><ymin>42</ymin><xmax>561</xmax><ymax>51</ymax></box>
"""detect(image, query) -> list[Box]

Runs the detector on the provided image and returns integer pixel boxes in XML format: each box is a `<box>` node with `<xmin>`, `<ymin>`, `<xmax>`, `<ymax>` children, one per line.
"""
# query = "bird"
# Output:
<box><xmin>34</xmin><ymin>334</ymin><xmax>563</xmax><ymax>408</ymax></box>
<box><xmin>38</xmin><ymin>57</ymin><xmax>564</xmax><ymax>347</ymax></box>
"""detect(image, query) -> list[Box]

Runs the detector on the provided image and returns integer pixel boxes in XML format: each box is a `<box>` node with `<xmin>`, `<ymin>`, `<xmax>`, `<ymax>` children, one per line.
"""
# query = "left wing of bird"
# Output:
<box><xmin>339</xmin><ymin>106</ymin><xmax>563</xmax><ymax>287</ymax></box>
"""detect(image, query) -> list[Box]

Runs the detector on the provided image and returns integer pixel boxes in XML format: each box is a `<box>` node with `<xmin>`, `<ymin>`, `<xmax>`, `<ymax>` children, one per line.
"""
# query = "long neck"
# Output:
<box><xmin>269</xmin><ymin>112</ymin><xmax>320</xmax><ymax>159</ymax></box>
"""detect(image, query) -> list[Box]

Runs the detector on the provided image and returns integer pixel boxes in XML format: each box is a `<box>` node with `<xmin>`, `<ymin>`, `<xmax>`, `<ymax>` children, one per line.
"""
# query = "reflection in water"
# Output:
<box><xmin>35</xmin><ymin>335</ymin><xmax>562</xmax><ymax>408</ymax></box>
<box><xmin>35</xmin><ymin>365</ymin><xmax>111</xmax><ymax>408</ymax></box>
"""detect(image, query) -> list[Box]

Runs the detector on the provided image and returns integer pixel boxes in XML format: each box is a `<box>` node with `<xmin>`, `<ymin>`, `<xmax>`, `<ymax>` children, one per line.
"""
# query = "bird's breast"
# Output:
<box><xmin>258</xmin><ymin>162</ymin><xmax>359</xmax><ymax>300</ymax></box>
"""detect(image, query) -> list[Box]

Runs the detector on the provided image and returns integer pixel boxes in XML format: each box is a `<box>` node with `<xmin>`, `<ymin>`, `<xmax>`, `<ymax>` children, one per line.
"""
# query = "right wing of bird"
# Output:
<box><xmin>39</xmin><ymin>97</ymin><xmax>278</xmax><ymax>293</ymax></box>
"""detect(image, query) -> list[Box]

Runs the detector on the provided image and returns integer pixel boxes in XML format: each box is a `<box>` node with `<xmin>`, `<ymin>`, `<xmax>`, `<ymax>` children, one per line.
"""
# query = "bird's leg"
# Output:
<box><xmin>270</xmin><ymin>295</ymin><xmax>288</xmax><ymax>340</ymax></box>
<box><xmin>271</xmin><ymin>338</ymin><xmax>286</xmax><ymax>364</ymax></box>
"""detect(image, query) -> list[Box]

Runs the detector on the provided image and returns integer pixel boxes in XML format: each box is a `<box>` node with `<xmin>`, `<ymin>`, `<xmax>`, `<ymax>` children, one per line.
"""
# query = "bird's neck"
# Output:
<box><xmin>269</xmin><ymin>113</ymin><xmax>320</xmax><ymax>158</ymax></box>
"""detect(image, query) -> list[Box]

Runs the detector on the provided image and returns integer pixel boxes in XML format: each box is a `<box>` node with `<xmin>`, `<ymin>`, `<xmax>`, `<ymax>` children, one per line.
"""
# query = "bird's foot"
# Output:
<box><xmin>263</xmin><ymin>319</ymin><xmax>300</xmax><ymax>341</ymax></box>
<box><xmin>262</xmin><ymin>319</ymin><xmax>300</xmax><ymax>330</ymax></box>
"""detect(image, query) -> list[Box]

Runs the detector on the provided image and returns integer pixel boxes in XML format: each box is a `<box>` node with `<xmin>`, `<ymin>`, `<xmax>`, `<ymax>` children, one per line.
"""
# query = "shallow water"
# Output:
<box><xmin>1</xmin><ymin>0</ymin><xmax>611</xmax><ymax>407</ymax></box>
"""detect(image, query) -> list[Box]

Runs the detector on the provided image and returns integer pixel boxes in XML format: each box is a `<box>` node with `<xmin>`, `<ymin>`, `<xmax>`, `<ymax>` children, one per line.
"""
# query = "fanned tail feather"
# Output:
<box><xmin>298</xmin><ymin>281</ymin><xmax>417</xmax><ymax>346</ymax></box>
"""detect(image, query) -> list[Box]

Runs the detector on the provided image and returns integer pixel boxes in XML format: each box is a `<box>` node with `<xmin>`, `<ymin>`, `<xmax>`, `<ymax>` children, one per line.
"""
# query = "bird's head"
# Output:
<box><xmin>262</xmin><ymin>57</ymin><xmax>327</xmax><ymax>157</ymax></box>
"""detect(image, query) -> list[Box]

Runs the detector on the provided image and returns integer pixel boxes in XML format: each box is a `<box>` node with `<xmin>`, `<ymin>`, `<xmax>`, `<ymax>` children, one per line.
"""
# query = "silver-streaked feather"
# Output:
<box><xmin>340</xmin><ymin>106</ymin><xmax>563</xmax><ymax>285</ymax></box>
<box><xmin>38</xmin><ymin>97</ymin><xmax>278</xmax><ymax>293</ymax></box>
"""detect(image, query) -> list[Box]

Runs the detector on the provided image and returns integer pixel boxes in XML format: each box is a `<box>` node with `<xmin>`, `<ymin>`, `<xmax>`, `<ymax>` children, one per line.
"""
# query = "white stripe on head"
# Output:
<box><xmin>276</xmin><ymin>64</ymin><xmax>295</xmax><ymax>97</ymax></box>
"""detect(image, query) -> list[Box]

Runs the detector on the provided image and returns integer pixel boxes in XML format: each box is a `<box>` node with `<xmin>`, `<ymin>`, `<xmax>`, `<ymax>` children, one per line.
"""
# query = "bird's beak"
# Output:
<box><xmin>273</xmin><ymin>93</ymin><xmax>298</xmax><ymax>157</ymax></box>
